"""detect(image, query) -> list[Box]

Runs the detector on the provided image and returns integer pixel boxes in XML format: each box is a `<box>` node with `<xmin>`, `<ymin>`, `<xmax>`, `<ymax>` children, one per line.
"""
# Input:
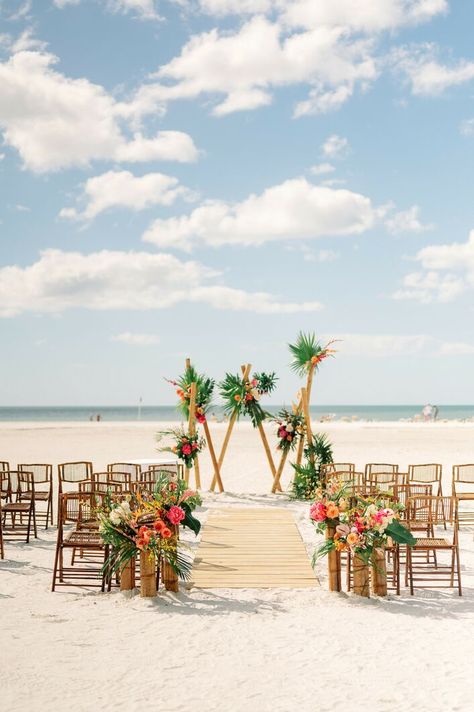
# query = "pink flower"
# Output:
<box><xmin>278</xmin><ymin>427</ymin><xmax>287</xmax><ymax>438</ymax></box>
<box><xmin>196</xmin><ymin>414</ymin><xmax>206</xmax><ymax>423</ymax></box>
<box><xmin>180</xmin><ymin>489</ymin><xmax>196</xmax><ymax>502</ymax></box>
<box><xmin>182</xmin><ymin>443</ymin><xmax>192</xmax><ymax>456</ymax></box>
<box><xmin>310</xmin><ymin>502</ymin><xmax>327</xmax><ymax>522</ymax></box>
<box><xmin>167</xmin><ymin>505</ymin><xmax>186</xmax><ymax>525</ymax></box>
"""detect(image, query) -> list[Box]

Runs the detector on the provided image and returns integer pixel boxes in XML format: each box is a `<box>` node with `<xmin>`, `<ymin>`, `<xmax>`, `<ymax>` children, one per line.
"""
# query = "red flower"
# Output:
<box><xmin>167</xmin><ymin>505</ymin><xmax>185</xmax><ymax>525</ymax></box>
<box><xmin>196</xmin><ymin>413</ymin><xmax>206</xmax><ymax>423</ymax></box>
<box><xmin>191</xmin><ymin>442</ymin><xmax>198</xmax><ymax>450</ymax></box>
<box><xmin>182</xmin><ymin>443</ymin><xmax>192</xmax><ymax>456</ymax></box>
<box><xmin>161</xmin><ymin>527</ymin><xmax>172</xmax><ymax>539</ymax></box>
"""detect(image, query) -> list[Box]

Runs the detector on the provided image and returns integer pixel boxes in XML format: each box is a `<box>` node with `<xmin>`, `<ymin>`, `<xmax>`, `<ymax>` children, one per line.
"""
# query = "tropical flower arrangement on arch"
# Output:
<box><xmin>166</xmin><ymin>364</ymin><xmax>215</xmax><ymax>424</ymax></box>
<box><xmin>273</xmin><ymin>407</ymin><xmax>305</xmax><ymax>453</ymax></box>
<box><xmin>310</xmin><ymin>480</ymin><xmax>416</xmax><ymax>564</ymax></box>
<box><xmin>219</xmin><ymin>371</ymin><xmax>277</xmax><ymax>427</ymax></box>
<box><xmin>157</xmin><ymin>426</ymin><xmax>206</xmax><ymax>468</ymax></box>
<box><xmin>97</xmin><ymin>474</ymin><xmax>202</xmax><ymax>580</ymax></box>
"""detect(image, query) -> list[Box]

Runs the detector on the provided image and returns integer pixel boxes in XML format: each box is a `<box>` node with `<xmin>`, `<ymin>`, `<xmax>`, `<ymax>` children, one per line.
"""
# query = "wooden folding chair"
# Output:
<box><xmin>452</xmin><ymin>465</ymin><xmax>474</xmax><ymax>526</ymax></box>
<box><xmin>52</xmin><ymin>492</ymin><xmax>110</xmax><ymax>592</ymax></box>
<box><xmin>321</xmin><ymin>463</ymin><xmax>355</xmax><ymax>477</ymax></box>
<box><xmin>1</xmin><ymin>471</ymin><xmax>37</xmax><ymax>543</ymax></box>
<box><xmin>18</xmin><ymin>463</ymin><xmax>53</xmax><ymax>528</ymax></box>
<box><xmin>365</xmin><ymin>463</ymin><xmax>399</xmax><ymax>479</ymax></box>
<box><xmin>365</xmin><ymin>471</ymin><xmax>406</xmax><ymax>490</ymax></box>
<box><xmin>0</xmin><ymin>499</ymin><xmax>4</xmax><ymax>559</ymax></box>
<box><xmin>406</xmin><ymin>495</ymin><xmax>461</xmax><ymax>596</ymax></box>
<box><xmin>58</xmin><ymin>462</ymin><xmax>93</xmax><ymax>522</ymax></box>
<box><xmin>107</xmin><ymin>463</ymin><xmax>141</xmax><ymax>481</ymax></box>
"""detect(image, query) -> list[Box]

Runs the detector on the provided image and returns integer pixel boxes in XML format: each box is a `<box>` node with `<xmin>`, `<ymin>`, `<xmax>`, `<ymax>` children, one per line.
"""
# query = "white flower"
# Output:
<box><xmin>286</xmin><ymin>424</ymin><xmax>294</xmax><ymax>433</ymax></box>
<box><xmin>109</xmin><ymin>508</ymin><xmax>122</xmax><ymax>525</ymax></box>
<box><xmin>251</xmin><ymin>388</ymin><xmax>260</xmax><ymax>401</ymax></box>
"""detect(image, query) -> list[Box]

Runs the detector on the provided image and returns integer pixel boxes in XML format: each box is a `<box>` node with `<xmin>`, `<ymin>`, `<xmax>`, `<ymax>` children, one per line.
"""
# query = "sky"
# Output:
<box><xmin>1</xmin><ymin>0</ymin><xmax>474</xmax><ymax>407</ymax></box>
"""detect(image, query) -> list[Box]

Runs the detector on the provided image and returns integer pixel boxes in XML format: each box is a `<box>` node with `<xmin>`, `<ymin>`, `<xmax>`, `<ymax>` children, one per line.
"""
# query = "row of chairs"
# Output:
<box><xmin>322</xmin><ymin>462</ymin><xmax>474</xmax><ymax>498</ymax></box>
<box><xmin>0</xmin><ymin>461</ymin><xmax>181</xmax><ymax>560</ymax></box>
<box><xmin>0</xmin><ymin>460</ymin><xmax>182</xmax><ymax>531</ymax></box>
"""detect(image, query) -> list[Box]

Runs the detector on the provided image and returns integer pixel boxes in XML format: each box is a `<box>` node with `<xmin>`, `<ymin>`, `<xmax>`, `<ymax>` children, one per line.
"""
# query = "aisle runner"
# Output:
<box><xmin>191</xmin><ymin>508</ymin><xmax>318</xmax><ymax>588</ymax></box>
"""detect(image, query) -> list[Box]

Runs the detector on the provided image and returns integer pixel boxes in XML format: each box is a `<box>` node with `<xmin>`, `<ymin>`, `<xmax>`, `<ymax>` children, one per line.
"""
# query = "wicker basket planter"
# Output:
<box><xmin>371</xmin><ymin>546</ymin><xmax>388</xmax><ymax>597</ymax></box>
<box><xmin>120</xmin><ymin>557</ymin><xmax>136</xmax><ymax>592</ymax></box>
<box><xmin>140</xmin><ymin>551</ymin><xmax>157</xmax><ymax>598</ymax></box>
<box><xmin>353</xmin><ymin>553</ymin><xmax>370</xmax><ymax>597</ymax></box>
<box><xmin>326</xmin><ymin>524</ymin><xmax>341</xmax><ymax>592</ymax></box>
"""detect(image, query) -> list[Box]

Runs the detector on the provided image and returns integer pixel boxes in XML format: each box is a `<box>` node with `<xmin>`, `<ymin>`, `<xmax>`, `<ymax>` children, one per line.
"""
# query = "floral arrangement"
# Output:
<box><xmin>273</xmin><ymin>407</ymin><xmax>305</xmax><ymax>453</ymax></box>
<box><xmin>166</xmin><ymin>364</ymin><xmax>215</xmax><ymax>424</ymax></box>
<box><xmin>157</xmin><ymin>426</ymin><xmax>206</xmax><ymax>468</ymax></box>
<box><xmin>291</xmin><ymin>433</ymin><xmax>334</xmax><ymax>500</ymax></box>
<box><xmin>289</xmin><ymin>332</ymin><xmax>337</xmax><ymax>377</ymax></box>
<box><xmin>310</xmin><ymin>480</ymin><xmax>415</xmax><ymax>563</ymax></box>
<box><xmin>219</xmin><ymin>371</ymin><xmax>277</xmax><ymax>427</ymax></box>
<box><xmin>97</xmin><ymin>474</ymin><xmax>202</xmax><ymax>579</ymax></box>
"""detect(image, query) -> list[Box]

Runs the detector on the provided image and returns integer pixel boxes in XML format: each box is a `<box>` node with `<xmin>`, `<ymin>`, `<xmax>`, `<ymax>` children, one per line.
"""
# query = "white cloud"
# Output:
<box><xmin>0</xmin><ymin>49</ymin><xmax>198</xmax><ymax>172</ymax></box>
<box><xmin>439</xmin><ymin>342</ymin><xmax>474</xmax><ymax>356</ymax></box>
<box><xmin>333</xmin><ymin>333</ymin><xmax>432</xmax><ymax>356</ymax></box>
<box><xmin>385</xmin><ymin>205</ymin><xmax>434</xmax><ymax>234</ymax></box>
<box><xmin>54</xmin><ymin>0</ymin><xmax>162</xmax><ymax>20</ymax></box>
<box><xmin>281</xmin><ymin>0</ymin><xmax>448</xmax><ymax>32</ymax></box>
<box><xmin>0</xmin><ymin>249</ymin><xmax>323</xmax><ymax>317</ymax></box>
<box><xmin>143</xmin><ymin>177</ymin><xmax>379</xmax><ymax>250</ymax></box>
<box><xmin>112</xmin><ymin>332</ymin><xmax>160</xmax><ymax>345</ymax></box>
<box><xmin>199</xmin><ymin>0</ymin><xmax>271</xmax><ymax>15</ymax></box>
<box><xmin>302</xmin><ymin>248</ymin><xmax>340</xmax><ymax>263</ymax></box>
<box><xmin>460</xmin><ymin>118</ymin><xmax>474</xmax><ymax>137</ymax></box>
<box><xmin>393</xmin><ymin>270</ymin><xmax>465</xmax><ymax>303</ymax></box>
<box><xmin>393</xmin><ymin>44</ymin><xmax>474</xmax><ymax>96</ymax></box>
<box><xmin>136</xmin><ymin>16</ymin><xmax>377</xmax><ymax>117</ymax></box>
<box><xmin>321</xmin><ymin>134</ymin><xmax>349</xmax><ymax>158</ymax></box>
<box><xmin>310</xmin><ymin>162</ymin><xmax>335</xmax><ymax>176</ymax></box>
<box><xmin>59</xmin><ymin>170</ymin><xmax>190</xmax><ymax>220</ymax></box>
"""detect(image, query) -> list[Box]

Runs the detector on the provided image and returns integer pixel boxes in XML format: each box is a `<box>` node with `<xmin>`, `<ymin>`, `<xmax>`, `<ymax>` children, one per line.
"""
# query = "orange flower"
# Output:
<box><xmin>326</xmin><ymin>502</ymin><xmax>339</xmax><ymax>519</ymax></box>
<box><xmin>161</xmin><ymin>527</ymin><xmax>172</xmax><ymax>539</ymax></box>
<box><xmin>347</xmin><ymin>532</ymin><xmax>359</xmax><ymax>546</ymax></box>
<box><xmin>334</xmin><ymin>540</ymin><xmax>346</xmax><ymax>552</ymax></box>
<box><xmin>234</xmin><ymin>394</ymin><xmax>241</xmax><ymax>402</ymax></box>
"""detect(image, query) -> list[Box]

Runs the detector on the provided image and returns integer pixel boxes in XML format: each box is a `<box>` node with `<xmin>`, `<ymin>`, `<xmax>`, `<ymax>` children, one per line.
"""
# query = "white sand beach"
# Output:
<box><xmin>2</xmin><ymin>421</ymin><xmax>474</xmax><ymax>712</ymax></box>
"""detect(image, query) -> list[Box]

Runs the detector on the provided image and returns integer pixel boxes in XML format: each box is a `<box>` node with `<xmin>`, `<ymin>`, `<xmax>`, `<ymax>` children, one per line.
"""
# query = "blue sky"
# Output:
<box><xmin>1</xmin><ymin>0</ymin><xmax>473</xmax><ymax>406</ymax></box>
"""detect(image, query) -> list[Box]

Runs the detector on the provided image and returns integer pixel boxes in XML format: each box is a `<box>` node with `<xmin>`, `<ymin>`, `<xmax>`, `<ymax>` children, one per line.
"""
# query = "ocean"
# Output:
<box><xmin>1</xmin><ymin>405</ymin><xmax>474</xmax><ymax>422</ymax></box>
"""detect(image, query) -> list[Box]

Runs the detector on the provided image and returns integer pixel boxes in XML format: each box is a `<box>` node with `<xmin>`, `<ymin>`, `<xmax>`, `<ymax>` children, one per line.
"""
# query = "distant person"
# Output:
<box><xmin>422</xmin><ymin>404</ymin><xmax>433</xmax><ymax>422</ymax></box>
<box><xmin>96</xmin><ymin>414</ymin><xmax>101</xmax><ymax>422</ymax></box>
<box><xmin>433</xmin><ymin>405</ymin><xmax>439</xmax><ymax>421</ymax></box>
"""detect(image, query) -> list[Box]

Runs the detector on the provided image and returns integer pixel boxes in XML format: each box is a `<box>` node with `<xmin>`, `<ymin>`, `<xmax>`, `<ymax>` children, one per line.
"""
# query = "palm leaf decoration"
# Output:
<box><xmin>289</xmin><ymin>332</ymin><xmax>337</xmax><ymax>377</ymax></box>
<box><xmin>219</xmin><ymin>371</ymin><xmax>277</xmax><ymax>427</ymax></box>
<box><xmin>291</xmin><ymin>433</ymin><xmax>334</xmax><ymax>500</ymax></box>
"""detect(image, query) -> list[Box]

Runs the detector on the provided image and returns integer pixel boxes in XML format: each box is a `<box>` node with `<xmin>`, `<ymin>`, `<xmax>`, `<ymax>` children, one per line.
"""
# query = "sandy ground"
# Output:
<box><xmin>2</xmin><ymin>421</ymin><xmax>474</xmax><ymax>712</ymax></box>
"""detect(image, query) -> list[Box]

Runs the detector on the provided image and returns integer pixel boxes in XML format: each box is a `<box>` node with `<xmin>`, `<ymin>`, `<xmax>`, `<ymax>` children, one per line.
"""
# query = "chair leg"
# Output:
<box><xmin>407</xmin><ymin>547</ymin><xmax>414</xmax><ymax>595</ymax></box>
<box><xmin>455</xmin><ymin>545</ymin><xmax>462</xmax><ymax>596</ymax></box>
<box><xmin>52</xmin><ymin>543</ymin><xmax>61</xmax><ymax>591</ymax></box>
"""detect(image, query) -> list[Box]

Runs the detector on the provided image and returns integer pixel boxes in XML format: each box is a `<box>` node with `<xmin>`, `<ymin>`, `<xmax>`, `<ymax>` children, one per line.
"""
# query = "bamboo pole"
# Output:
<box><xmin>140</xmin><ymin>551</ymin><xmax>157</xmax><ymax>597</ymax></box>
<box><xmin>326</xmin><ymin>524</ymin><xmax>342</xmax><ymax>592</ymax></box>
<box><xmin>301</xmin><ymin>387</ymin><xmax>314</xmax><ymax>465</ymax></box>
<box><xmin>187</xmin><ymin>381</ymin><xmax>201</xmax><ymax>489</ymax></box>
<box><xmin>257</xmin><ymin>420</ymin><xmax>281</xmax><ymax>491</ymax></box>
<box><xmin>371</xmin><ymin>546</ymin><xmax>388</xmax><ymax>597</ymax></box>
<box><xmin>161</xmin><ymin>527</ymin><xmax>179</xmax><ymax>592</ymax></box>
<box><xmin>295</xmin><ymin>365</ymin><xmax>315</xmax><ymax>467</ymax></box>
<box><xmin>210</xmin><ymin>363</ymin><xmax>252</xmax><ymax>492</ymax></box>
<box><xmin>120</xmin><ymin>557</ymin><xmax>135</xmax><ymax>591</ymax></box>
<box><xmin>203</xmin><ymin>419</ymin><xmax>223</xmax><ymax>492</ymax></box>
<box><xmin>353</xmin><ymin>553</ymin><xmax>370</xmax><ymax>597</ymax></box>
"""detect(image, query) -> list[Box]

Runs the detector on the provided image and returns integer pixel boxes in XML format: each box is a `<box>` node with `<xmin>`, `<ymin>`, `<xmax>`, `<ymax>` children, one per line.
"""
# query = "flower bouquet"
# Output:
<box><xmin>219</xmin><ymin>371</ymin><xmax>277</xmax><ymax>427</ymax></box>
<box><xmin>291</xmin><ymin>433</ymin><xmax>333</xmax><ymax>500</ymax></box>
<box><xmin>273</xmin><ymin>408</ymin><xmax>305</xmax><ymax>453</ymax></box>
<box><xmin>157</xmin><ymin>426</ymin><xmax>206</xmax><ymax>468</ymax></box>
<box><xmin>310</xmin><ymin>480</ymin><xmax>415</xmax><ymax>596</ymax></box>
<box><xmin>98</xmin><ymin>475</ymin><xmax>202</xmax><ymax>596</ymax></box>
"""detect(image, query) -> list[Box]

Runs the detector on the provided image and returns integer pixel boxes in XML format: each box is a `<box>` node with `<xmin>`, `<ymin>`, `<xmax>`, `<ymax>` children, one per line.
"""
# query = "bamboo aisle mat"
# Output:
<box><xmin>191</xmin><ymin>508</ymin><xmax>318</xmax><ymax>589</ymax></box>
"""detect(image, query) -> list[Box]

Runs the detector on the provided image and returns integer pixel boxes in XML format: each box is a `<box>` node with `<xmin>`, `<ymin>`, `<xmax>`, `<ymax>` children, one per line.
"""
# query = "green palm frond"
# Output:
<box><xmin>289</xmin><ymin>332</ymin><xmax>324</xmax><ymax>376</ymax></box>
<box><xmin>168</xmin><ymin>364</ymin><xmax>215</xmax><ymax>419</ymax></box>
<box><xmin>290</xmin><ymin>432</ymin><xmax>334</xmax><ymax>500</ymax></box>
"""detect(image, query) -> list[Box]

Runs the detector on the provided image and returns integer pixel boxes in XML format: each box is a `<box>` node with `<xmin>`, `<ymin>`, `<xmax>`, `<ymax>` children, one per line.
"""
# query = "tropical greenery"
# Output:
<box><xmin>273</xmin><ymin>407</ymin><xmax>305</xmax><ymax>453</ymax></box>
<box><xmin>166</xmin><ymin>364</ymin><xmax>215</xmax><ymax>423</ymax></box>
<box><xmin>289</xmin><ymin>331</ymin><xmax>337</xmax><ymax>377</ymax></box>
<box><xmin>157</xmin><ymin>426</ymin><xmax>206</xmax><ymax>468</ymax></box>
<box><xmin>219</xmin><ymin>371</ymin><xmax>277</xmax><ymax>427</ymax></box>
<box><xmin>291</xmin><ymin>433</ymin><xmax>334</xmax><ymax>500</ymax></box>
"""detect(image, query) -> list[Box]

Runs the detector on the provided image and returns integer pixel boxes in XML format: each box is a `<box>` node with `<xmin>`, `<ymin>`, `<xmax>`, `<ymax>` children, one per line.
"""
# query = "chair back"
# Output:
<box><xmin>406</xmin><ymin>494</ymin><xmax>456</xmax><ymax>531</ymax></box>
<box><xmin>18</xmin><ymin>463</ymin><xmax>52</xmax><ymax>484</ymax></box>
<box><xmin>79</xmin><ymin>480</ymin><xmax>121</xmax><ymax>495</ymax></box>
<box><xmin>321</xmin><ymin>463</ymin><xmax>355</xmax><ymax>478</ymax></box>
<box><xmin>143</xmin><ymin>466</ymin><xmax>179</xmax><ymax>481</ymax></box>
<box><xmin>58</xmin><ymin>462</ymin><xmax>93</xmax><ymax>488</ymax></box>
<box><xmin>0</xmin><ymin>471</ymin><xmax>10</xmax><ymax>499</ymax></box>
<box><xmin>107</xmin><ymin>463</ymin><xmax>141</xmax><ymax>480</ymax></box>
<box><xmin>0</xmin><ymin>461</ymin><xmax>9</xmax><ymax>473</ymax></box>
<box><xmin>365</xmin><ymin>463</ymin><xmax>399</xmax><ymax>477</ymax></box>
<box><xmin>408</xmin><ymin>464</ymin><xmax>442</xmax><ymax>484</ymax></box>
<box><xmin>453</xmin><ymin>464</ymin><xmax>474</xmax><ymax>488</ymax></box>
<box><xmin>366</xmin><ymin>471</ymin><xmax>406</xmax><ymax>488</ymax></box>
<box><xmin>4</xmin><ymin>470</ymin><xmax>34</xmax><ymax>498</ymax></box>
<box><xmin>59</xmin><ymin>491</ymin><xmax>104</xmax><ymax>527</ymax></box>
<box><xmin>106</xmin><ymin>471</ymin><xmax>133</xmax><ymax>487</ymax></box>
